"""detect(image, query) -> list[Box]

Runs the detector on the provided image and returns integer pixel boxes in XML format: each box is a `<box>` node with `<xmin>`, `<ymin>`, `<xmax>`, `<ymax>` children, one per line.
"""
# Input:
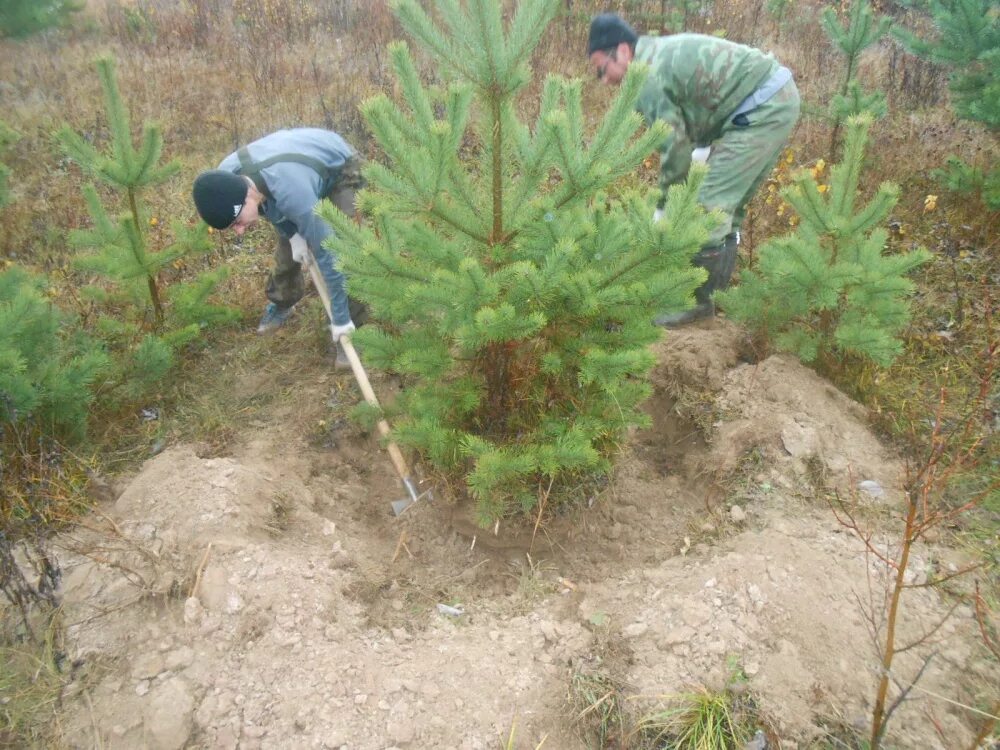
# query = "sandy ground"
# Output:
<box><xmin>50</xmin><ymin>321</ymin><xmax>997</xmax><ymax>749</ymax></box>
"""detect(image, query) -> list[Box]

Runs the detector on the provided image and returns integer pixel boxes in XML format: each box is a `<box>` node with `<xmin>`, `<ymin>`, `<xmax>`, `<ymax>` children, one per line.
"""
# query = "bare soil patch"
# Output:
<box><xmin>51</xmin><ymin>320</ymin><xmax>996</xmax><ymax>749</ymax></box>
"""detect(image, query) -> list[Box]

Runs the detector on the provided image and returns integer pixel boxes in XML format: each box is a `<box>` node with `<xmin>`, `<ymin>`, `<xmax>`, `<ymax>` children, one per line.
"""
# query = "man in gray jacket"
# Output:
<box><xmin>192</xmin><ymin>128</ymin><xmax>366</xmax><ymax>343</ymax></box>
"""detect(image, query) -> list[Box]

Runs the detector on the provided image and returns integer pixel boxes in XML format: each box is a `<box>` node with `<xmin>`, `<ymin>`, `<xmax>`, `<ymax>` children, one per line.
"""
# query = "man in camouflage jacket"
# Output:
<box><xmin>588</xmin><ymin>14</ymin><xmax>800</xmax><ymax>326</ymax></box>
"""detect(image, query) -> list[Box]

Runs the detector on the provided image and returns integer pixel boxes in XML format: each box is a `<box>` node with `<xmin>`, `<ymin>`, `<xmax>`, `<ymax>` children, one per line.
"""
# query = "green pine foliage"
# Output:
<box><xmin>625</xmin><ymin>0</ymin><xmax>704</xmax><ymax>34</ymax></box>
<box><xmin>766</xmin><ymin>0</ymin><xmax>794</xmax><ymax>41</ymax></box>
<box><xmin>0</xmin><ymin>162</ymin><xmax>8</xmax><ymax>208</ymax></box>
<box><xmin>0</xmin><ymin>267</ymin><xmax>108</xmax><ymax>441</ymax></box>
<box><xmin>717</xmin><ymin>116</ymin><xmax>931</xmax><ymax>370</ymax></box>
<box><xmin>932</xmin><ymin>156</ymin><xmax>1000</xmax><ymax>209</ymax></box>
<box><xmin>831</xmin><ymin>79</ymin><xmax>889</xmax><ymax>123</ymax></box>
<box><xmin>893</xmin><ymin>0</ymin><xmax>1000</xmax><ymax>130</ymax></box>
<box><xmin>320</xmin><ymin>0</ymin><xmax>714</xmax><ymax>524</ymax></box>
<box><xmin>894</xmin><ymin>0</ymin><xmax>999</xmax><ymax>211</ymax></box>
<box><xmin>822</xmin><ymin>0</ymin><xmax>892</xmax><ymax>157</ymax></box>
<box><xmin>56</xmin><ymin>57</ymin><xmax>237</xmax><ymax>403</ymax></box>
<box><xmin>0</xmin><ymin>121</ymin><xmax>17</xmax><ymax>208</ymax></box>
<box><xmin>0</xmin><ymin>0</ymin><xmax>82</xmax><ymax>39</ymax></box>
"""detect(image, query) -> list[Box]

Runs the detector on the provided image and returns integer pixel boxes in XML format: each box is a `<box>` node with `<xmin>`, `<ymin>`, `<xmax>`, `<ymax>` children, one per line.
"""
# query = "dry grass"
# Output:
<box><xmin>568</xmin><ymin>611</ymin><xmax>638</xmax><ymax>747</ymax></box>
<box><xmin>0</xmin><ymin>613</ymin><xmax>68</xmax><ymax>748</ymax></box>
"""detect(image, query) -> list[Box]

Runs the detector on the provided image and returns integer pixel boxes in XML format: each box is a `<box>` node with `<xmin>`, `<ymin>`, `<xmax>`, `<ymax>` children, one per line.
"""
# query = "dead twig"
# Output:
<box><xmin>391</xmin><ymin>530</ymin><xmax>412</xmax><ymax>563</ymax></box>
<box><xmin>530</xmin><ymin>476</ymin><xmax>555</xmax><ymax>554</ymax></box>
<box><xmin>188</xmin><ymin>542</ymin><xmax>213</xmax><ymax>599</ymax></box>
<box><xmin>878</xmin><ymin>652</ymin><xmax>936</xmax><ymax>741</ymax></box>
<box><xmin>83</xmin><ymin>689</ymin><xmax>105</xmax><ymax>750</ymax></box>
<box><xmin>891</xmin><ymin>600</ymin><xmax>962</xmax><ymax>655</ymax></box>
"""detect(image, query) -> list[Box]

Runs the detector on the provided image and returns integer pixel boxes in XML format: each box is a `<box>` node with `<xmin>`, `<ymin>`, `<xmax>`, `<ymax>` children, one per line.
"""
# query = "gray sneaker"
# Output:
<box><xmin>334</xmin><ymin>342</ymin><xmax>352</xmax><ymax>371</ymax></box>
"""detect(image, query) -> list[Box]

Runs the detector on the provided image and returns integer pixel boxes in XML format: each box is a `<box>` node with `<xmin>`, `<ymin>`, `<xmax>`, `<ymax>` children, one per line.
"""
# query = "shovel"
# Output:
<box><xmin>298</xmin><ymin>240</ymin><xmax>426</xmax><ymax>515</ymax></box>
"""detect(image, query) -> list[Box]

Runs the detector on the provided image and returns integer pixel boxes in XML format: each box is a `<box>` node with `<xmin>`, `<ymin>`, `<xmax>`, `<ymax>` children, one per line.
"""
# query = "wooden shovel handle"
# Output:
<box><xmin>304</xmin><ymin>252</ymin><xmax>413</xmax><ymax>484</ymax></box>
<box><xmin>337</xmin><ymin>336</ymin><xmax>412</xmax><ymax>482</ymax></box>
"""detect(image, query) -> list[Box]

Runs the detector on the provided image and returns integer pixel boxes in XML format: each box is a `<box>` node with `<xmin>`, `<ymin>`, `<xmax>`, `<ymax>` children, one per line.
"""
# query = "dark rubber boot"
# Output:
<box><xmin>348</xmin><ymin>297</ymin><xmax>369</xmax><ymax>327</ymax></box>
<box><xmin>655</xmin><ymin>233</ymin><xmax>739</xmax><ymax>328</ymax></box>
<box><xmin>654</xmin><ymin>302</ymin><xmax>715</xmax><ymax>327</ymax></box>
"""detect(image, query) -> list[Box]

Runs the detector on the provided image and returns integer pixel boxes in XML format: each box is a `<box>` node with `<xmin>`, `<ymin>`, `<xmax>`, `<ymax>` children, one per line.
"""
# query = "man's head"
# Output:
<box><xmin>587</xmin><ymin>13</ymin><xmax>637</xmax><ymax>86</ymax></box>
<box><xmin>192</xmin><ymin>170</ymin><xmax>262</xmax><ymax>235</ymax></box>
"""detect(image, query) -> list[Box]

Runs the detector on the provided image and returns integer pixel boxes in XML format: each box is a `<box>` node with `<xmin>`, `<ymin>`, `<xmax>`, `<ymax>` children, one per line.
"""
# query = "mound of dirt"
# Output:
<box><xmin>51</xmin><ymin>321</ymin><xmax>996</xmax><ymax>749</ymax></box>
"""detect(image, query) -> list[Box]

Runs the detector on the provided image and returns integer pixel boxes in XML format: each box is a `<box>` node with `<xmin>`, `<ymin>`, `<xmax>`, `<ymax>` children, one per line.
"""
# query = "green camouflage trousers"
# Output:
<box><xmin>700</xmin><ymin>79</ymin><xmax>800</xmax><ymax>245</ymax></box>
<box><xmin>266</xmin><ymin>154</ymin><xmax>368</xmax><ymax>323</ymax></box>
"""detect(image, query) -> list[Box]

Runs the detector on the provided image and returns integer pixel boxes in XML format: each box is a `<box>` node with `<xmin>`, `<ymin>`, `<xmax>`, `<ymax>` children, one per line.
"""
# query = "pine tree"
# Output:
<box><xmin>894</xmin><ymin>0</ymin><xmax>1000</xmax><ymax>130</ymax></box>
<box><xmin>629</xmin><ymin>0</ymin><xmax>703</xmax><ymax>34</ymax></box>
<box><xmin>822</xmin><ymin>0</ymin><xmax>892</xmax><ymax>158</ymax></box>
<box><xmin>0</xmin><ymin>0</ymin><xmax>82</xmax><ymax>38</ymax></box>
<box><xmin>766</xmin><ymin>0</ymin><xmax>794</xmax><ymax>42</ymax></box>
<box><xmin>320</xmin><ymin>0</ymin><xmax>715</xmax><ymax>524</ymax></box>
<box><xmin>56</xmin><ymin>57</ymin><xmax>237</xmax><ymax>401</ymax></box>
<box><xmin>0</xmin><ymin>120</ymin><xmax>17</xmax><ymax>208</ymax></box>
<box><xmin>0</xmin><ymin>267</ymin><xmax>108</xmax><ymax>440</ymax></box>
<box><xmin>1</xmin><ymin>266</ymin><xmax>98</xmax><ymax>644</ymax></box>
<box><xmin>59</xmin><ymin>57</ymin><xmax>181</xmax><ymax>324</ymax></box>
<box><xmin>932</xmin><ymin>156</ymin><xmax>1000</xmax><ymax>210</ymax></box>
<box><xmin>716</xmin><ymin>115</ymin><xmax>931</xmax><ymax>371</ymax></box>
<box><xmin>894</xmin><ymin>0</ymin><xmax>999</xmax><ymax>208</ymax></box>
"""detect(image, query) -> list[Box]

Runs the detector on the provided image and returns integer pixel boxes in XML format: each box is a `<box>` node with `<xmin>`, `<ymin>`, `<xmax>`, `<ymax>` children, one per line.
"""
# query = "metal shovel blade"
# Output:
<box><xmin>391</xmin><ymin>477</ymin><xmax>430</xmax><ymax>516</ymax></box>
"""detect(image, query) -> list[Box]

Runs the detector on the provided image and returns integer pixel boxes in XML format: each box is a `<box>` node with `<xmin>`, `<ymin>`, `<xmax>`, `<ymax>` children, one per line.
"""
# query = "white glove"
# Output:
<box><xmin>652</xmin><ymin>208</ymin><xmax>664</xmax><ymax>224</ymax></box>
<box><xmin>330</xmin><ymin>321</ymin><xmax>356</xmax><ymax>341</ymax></box>
<box><xmin>289</xmin><ymin>233</ymin><xmax>309</xmax><ymax>264</ymax></box>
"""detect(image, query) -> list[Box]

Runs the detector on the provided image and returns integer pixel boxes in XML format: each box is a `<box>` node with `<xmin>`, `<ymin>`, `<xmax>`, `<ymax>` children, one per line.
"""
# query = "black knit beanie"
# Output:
<box><xmin>192</xmin><ymin>170</ymin><xmax>249</xmax><ymax>229</ymax></box>
<box><xmin>587</xmin><ymin>13</ymin><xmax>638</xmax><ymax>56</ymax></box>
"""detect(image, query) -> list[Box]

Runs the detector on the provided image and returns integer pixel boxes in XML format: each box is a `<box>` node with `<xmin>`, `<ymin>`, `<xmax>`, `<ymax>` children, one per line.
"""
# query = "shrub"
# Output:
<box><xmin>717</xmin><ymin>115</ymin><xmax>931</xmax><ymax>370</ymax></box>
<box><xmin>0</xmin><ymin>267</ymin><xmax>107</xmax><ymax>441</ymax></box>
<box><xmin>56</xmin><ymin>57</ymin><xmax>238</xmax><ymax>404</ymax></box>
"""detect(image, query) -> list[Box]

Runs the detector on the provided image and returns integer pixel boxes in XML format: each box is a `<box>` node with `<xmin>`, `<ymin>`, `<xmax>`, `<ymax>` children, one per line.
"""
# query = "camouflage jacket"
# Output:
<box><xmin>634</xmin><ymin>34</ymin><xmax>778</xmax><ymax>193</ymax></box>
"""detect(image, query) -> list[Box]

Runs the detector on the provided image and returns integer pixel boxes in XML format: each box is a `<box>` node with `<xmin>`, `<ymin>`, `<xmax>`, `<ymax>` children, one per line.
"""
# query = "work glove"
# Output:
<box><xmin>652</xmin><ymin>208</ymin><xmax>664</xmax><ymax>224</ymax></box>
<box><xmin>330</xmin><ymin>320</ymin><xmax>356</xmax><ymax>341</ymax></box>
<box><xmin>289</xmin><ymin>233</ymin><xmax>309</xmax><ymax>264</ymax></box>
